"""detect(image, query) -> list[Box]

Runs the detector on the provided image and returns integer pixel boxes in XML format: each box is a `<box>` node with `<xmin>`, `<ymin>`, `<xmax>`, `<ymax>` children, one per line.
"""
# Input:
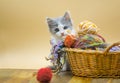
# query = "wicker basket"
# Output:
<box><xmin>65</xmin><ymin>42</ymin><xmax>120</xmax><ymax>78</ymax></box>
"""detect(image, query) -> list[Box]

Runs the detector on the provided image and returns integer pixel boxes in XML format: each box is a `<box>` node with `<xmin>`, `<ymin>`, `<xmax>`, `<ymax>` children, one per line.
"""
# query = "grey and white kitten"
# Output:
<box><xmin>46</xmin><ymin>12</ymin><xmax>75</xmax><ymax>71</ymax></box>
<box><xmin>47</xmin><ymin>11</ymin><xmax>75</xmax><ymax>43</ymax></box>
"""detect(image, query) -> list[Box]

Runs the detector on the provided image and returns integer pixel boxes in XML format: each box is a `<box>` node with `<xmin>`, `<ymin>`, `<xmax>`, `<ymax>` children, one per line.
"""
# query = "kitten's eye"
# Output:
<box><xmin>54</xmin><ymin>28</ymin><xmax>59</xmax><ymax>32</ymax></box>
<box><xmin>64</xmin><ymin>26</ymin><xmax>68</xmax><ymax>29</ymax></box>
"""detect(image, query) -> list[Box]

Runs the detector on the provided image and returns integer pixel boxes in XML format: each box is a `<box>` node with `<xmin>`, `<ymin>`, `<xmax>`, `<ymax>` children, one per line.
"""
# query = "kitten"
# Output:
<box><xmin>47</xmin><ymin>11</ymin><xmax>75</xmax><ymax>43</ymax></box>
<box><xmin>46</xmin><ymin>11</ymin><xmax>75</xmax><ymax>71</ymax></box>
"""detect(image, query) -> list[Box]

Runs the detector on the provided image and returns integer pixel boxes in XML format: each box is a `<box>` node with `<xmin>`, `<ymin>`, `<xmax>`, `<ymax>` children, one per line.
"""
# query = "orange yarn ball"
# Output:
<box><xmin>64</xmin><ymin>35</ymin><xmax>76</xmax><ymax>48</ymax></box>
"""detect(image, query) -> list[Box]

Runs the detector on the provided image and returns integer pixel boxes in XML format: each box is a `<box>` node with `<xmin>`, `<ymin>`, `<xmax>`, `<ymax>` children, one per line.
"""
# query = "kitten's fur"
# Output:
<box><xmin>47</xmin><ymin>12</ymin><xmax>75</xmax><ymax>42</ymax></box>
<box><xmin>47</xmin><ymin>11</ymin><xmax>75</xmax><ymax>71</ymax></box>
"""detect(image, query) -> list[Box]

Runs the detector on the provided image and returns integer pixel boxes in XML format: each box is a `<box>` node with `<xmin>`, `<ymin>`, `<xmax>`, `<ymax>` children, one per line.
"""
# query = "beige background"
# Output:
<box><xmin>0</xmin><ymin>0</ymin><xmax>120</xmax><ymax>69</ymax></box>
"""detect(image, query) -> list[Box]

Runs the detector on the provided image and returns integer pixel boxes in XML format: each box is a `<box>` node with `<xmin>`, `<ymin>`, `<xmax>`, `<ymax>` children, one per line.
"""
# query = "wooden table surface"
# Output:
<box><xmin>0</xmin><ymin>69</ymin><xmax>119</xmax><ymax>83</ymax></box>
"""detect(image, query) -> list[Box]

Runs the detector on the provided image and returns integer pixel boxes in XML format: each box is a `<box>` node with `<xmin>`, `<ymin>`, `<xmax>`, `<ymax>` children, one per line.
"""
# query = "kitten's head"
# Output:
<box><xmin>46</xmin><ymin>12</ymin><xmax>75</xmax><ymax>41</ymax></box>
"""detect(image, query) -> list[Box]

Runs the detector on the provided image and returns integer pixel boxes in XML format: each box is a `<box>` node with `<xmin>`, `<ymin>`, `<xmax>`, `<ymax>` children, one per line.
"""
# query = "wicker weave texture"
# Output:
<box><xmin>66</xmin><ymin>42</ymin><xmax>120</xmax><ymax>78</ymax></box>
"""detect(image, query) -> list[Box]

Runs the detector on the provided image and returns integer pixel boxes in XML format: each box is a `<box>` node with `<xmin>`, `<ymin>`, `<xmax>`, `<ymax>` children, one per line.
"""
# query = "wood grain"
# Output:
<box><xmin>0</xmin><ymin>69</ymin><xmax>119</xmax><ymax>83</ymax></box>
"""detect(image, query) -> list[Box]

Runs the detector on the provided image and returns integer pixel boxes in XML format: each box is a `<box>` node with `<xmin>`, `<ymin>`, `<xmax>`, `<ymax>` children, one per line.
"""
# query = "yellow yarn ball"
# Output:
<box><xmin>78</xmin><ymin>21</ymin><xmax>99</xmax><ymax>35</ymax></box>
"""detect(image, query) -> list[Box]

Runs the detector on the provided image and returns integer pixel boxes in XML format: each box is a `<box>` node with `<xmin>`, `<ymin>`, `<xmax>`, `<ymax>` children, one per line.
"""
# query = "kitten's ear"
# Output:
<box><xmin>63</xmin><ymin>11</ymin><xmax>73</xmax><ymax>25</ymax></box>
<box><xmin>46</xmin><ymin>17</ymin><xmax>53</xmax><ymax>24</ymax></box>
<box><xmin>63</xmin><ymin>11</ymin><xmax>71</xmax><ymax>21</ymax></box>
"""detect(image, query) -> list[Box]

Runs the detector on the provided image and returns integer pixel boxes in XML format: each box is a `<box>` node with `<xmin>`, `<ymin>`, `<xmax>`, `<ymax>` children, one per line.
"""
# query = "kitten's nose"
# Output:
<box><xmin>61</xmin><ymin>33</ymin><xmax>64</xmax><ymax>36</ymax></box>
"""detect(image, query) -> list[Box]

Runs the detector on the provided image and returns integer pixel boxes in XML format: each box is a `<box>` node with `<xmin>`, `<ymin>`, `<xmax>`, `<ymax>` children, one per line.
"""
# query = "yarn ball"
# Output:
<box><xmin>37</xmin><ymin>67</ymin><xmax>52</xmax><ymax>83</ymax></box>
<box><xmin>78</xmin><ymin>20</ymin><xmax>99</xmax><ymax>35</ymax></box>
<box><xmin>73</xmin><ymin>34</ymin><xmax>106</xmax><ymax>49</ymax></box>
<box><xmin>64</xmin><ymin>35</ymin><xmax>76</xmax><ymax>48</ymax></box>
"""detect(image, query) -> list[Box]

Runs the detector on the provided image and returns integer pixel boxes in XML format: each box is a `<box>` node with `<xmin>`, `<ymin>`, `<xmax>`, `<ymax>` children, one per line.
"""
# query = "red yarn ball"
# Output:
<box><xmin>37</xmin><ymin>67</ymin><xmax>52</xmax><ymax>83</ymax></box>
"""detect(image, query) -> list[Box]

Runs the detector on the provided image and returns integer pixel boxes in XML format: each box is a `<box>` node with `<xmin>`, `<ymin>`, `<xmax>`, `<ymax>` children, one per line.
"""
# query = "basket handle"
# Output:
<box><xmin>104</xmin><ymin>41</ymin><xmax>120</xmax><ymax>54</ymax></box>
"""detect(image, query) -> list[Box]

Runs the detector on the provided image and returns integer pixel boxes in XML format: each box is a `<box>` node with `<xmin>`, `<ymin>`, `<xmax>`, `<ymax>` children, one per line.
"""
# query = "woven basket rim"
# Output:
<box><xmin>65</xmin><ymin>48</ymin><xmax>120</xmax><ymax>54</ymax></box>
